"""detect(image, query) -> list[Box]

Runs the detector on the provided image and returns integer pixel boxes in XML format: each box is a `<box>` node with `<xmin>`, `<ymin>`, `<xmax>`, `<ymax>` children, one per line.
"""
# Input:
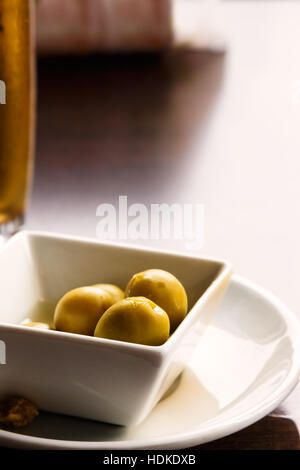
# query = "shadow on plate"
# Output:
<box><xmin>4</xmin><ymin>367</ymin><xmax>219</xmax><ymax>442</ymax></box>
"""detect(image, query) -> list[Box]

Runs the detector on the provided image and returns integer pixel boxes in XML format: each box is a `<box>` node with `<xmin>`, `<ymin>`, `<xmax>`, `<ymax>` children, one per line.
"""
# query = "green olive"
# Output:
<box><xmin>94</xmin><ymin>296</ymin><xmax>170</xmax><ymax>346</ymax></box>
<box><xmin>125</xmin><ymin>269</ymin><xmax>188</xmax><ymax>331</ymax></box>
<box><xmin>23</xmin><ymin>322</ymin><xmax>51</xmax><ymax>330</ymax></box>
<box><xmin>92</xmin><ymin>283</ymin><xmax>125</xmax><ymax>304</ymax></box>
<box><xmin>54</xmin><ymin>286</ymin><xmax>112</xmax><ymax>335</ymax></box>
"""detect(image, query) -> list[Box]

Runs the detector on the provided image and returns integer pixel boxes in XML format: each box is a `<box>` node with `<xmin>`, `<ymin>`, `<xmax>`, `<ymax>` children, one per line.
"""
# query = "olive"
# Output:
<box><xmin>94</xmin><ymin>296</ymin><xmax>170</xmax><ymax>346</ymax></box>
<box><xmin>54</xmin><ymin>286</ymin><xmax>112</xmax><ymax>335</ymax></box>
<box><xmin>92</xmin><ymin>283</ymin><xmax>125</xmax><ymax>304</ymax></box>
<box><xmin>23</xmin><ymin>322</ymin><xmax>51</xmax><ymax>330</ymax></box>
<box><xmin>125</xmin><ymin>269</ymin><xmax>188</xmax><ymax>331</ymax></box>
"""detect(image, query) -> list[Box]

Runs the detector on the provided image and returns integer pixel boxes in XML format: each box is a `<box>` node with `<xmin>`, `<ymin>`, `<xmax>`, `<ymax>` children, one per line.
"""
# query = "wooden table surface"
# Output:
<box><xmin>26</xmin><ymin>1</ymin><xmax>300</xmax><ymax>450</ymax></box>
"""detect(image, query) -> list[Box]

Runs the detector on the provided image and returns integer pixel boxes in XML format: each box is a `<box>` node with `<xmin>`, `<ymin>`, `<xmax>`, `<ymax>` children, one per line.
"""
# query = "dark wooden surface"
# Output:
<box><xmin>26</xmin><ymin>2</ymin><xmax>300</xmax><ymax>450</ymax></box>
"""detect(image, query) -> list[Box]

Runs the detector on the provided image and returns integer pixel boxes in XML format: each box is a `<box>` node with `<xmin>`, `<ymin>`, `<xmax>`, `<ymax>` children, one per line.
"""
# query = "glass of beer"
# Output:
<box><xmin>0</xmin><ymin>0</ymin><xmax>35</xmax><ymax>241</ymax></box>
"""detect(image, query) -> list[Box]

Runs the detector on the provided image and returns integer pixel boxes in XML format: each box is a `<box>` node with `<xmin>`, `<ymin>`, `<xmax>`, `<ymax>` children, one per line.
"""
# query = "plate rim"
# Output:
<box><xmin>1</xmin><ymin>274</ymin><xmax>300</xmax><ymax>450</ymax></box>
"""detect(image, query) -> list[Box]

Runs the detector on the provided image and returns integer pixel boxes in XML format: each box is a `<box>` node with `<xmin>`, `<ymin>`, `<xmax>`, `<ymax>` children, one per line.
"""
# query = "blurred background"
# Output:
<box><xmin>27</xmin><ymin>0</ymin><xmax>300</xmax><ymax>316</ymax></box>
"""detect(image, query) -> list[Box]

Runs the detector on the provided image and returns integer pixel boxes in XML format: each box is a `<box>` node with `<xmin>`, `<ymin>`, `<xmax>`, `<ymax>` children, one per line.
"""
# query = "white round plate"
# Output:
<box><xmin>1</xmin><ymin>275</ymin><xmax>300</xmax><ymax>449</ymax></box>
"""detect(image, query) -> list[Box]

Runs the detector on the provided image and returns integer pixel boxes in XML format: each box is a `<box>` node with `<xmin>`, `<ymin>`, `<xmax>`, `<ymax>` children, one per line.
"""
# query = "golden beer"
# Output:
<box><xmin>0</xmin><ymin>0</ymin><xmax>35</xmax><ymax>230</ymax></box>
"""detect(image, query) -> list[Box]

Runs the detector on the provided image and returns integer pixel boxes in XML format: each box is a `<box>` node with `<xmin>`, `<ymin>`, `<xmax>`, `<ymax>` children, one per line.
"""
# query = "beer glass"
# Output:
<box><xmin>0</xmin><ymin>0</ymin><xmax>35</xmax><ymax>241</ymax></box>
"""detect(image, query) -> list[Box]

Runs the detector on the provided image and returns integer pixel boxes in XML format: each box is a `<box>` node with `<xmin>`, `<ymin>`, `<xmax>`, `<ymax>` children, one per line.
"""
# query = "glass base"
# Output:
<box><xmin>0</xmin><ymin>214</ymin><xmax>24</xmax><ymax>247</ymax></box>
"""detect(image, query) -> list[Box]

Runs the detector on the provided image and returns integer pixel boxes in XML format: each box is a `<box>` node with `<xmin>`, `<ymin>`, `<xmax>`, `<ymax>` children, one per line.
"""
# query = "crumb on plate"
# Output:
<box><xmin>0</xmin><ymin>397</ymin><xmax>38</xmax><ymax>429</ymax></box>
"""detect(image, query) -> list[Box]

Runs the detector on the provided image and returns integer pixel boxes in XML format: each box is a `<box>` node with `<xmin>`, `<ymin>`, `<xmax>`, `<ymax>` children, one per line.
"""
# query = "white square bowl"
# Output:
<box><xmin>0</xmin><ymin>231</ymin><xmax>232</xmax><ymax>426</ymax></box>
